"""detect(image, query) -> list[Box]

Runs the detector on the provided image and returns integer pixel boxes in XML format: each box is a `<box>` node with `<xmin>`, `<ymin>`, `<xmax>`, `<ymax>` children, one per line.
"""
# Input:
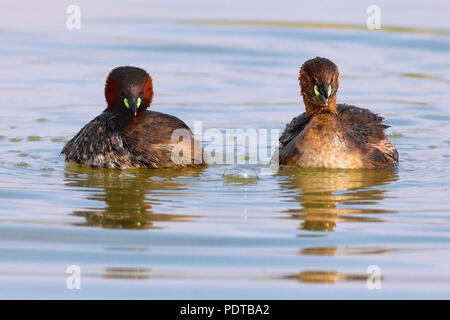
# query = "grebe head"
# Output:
<box><xmin>299</xmin><ymin>57</ymin><xmax>339</xmax><ymax>115</ymax></box>
<box><xmin>105</xmin><ymin>66</ymin><xmax>153</xmax><ymax>118</ymax></box>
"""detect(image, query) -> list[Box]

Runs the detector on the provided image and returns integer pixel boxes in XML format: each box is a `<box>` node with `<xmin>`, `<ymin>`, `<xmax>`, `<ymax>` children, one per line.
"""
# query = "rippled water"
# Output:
<box><xmin>1</xmin><ymin>1</ymin><xmax>450</xmax><ymax>299</ymax></box>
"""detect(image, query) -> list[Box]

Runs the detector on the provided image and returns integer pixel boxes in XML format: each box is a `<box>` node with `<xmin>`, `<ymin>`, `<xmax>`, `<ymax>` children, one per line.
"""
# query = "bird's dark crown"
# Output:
<box><xmin>299</xmin><ymin>57</ymin><xmax>340</xmax><ymax>116</ymax></box>
<box><xmin>105</xmin><ymin>66</ymin><xmax>153</xmax><ymax>120</ymax></box>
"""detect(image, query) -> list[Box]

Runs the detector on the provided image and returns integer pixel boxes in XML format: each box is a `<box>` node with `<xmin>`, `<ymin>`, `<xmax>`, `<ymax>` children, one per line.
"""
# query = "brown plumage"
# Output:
<box><xmin>62</xmin><ymin>66</ymin><xmax>205</xmax><ymax>169</ymax></box>
<box><xmin>277</xmin><ymin>57</ymin><xmax>398</xmax><ymax>169</ymax></box>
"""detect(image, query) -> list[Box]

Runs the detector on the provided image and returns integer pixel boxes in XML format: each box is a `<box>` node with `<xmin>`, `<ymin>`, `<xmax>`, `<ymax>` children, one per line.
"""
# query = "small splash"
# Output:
<box><xmin>223</xmin><ymin>165</ymin><xmax>259</xmax><ymax>180</ymax></box>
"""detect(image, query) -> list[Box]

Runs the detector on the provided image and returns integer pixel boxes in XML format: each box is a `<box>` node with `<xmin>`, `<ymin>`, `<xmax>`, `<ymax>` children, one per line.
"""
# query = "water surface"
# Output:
<box><xmin>0</xmin><ymin>1</ymin><xmax>450</xmax><ymax>299</ymax></box>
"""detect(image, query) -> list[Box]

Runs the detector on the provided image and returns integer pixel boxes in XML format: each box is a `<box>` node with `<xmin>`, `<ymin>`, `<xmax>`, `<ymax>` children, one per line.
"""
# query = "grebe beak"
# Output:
<box><xmin>129</xmin><ymin>99</ymin><xmax>138</xmax><ymax>117</ymax></box>
<box><xmin>319</xmin><ymin>95</ymin><xmax>329</xmax><ymax>106</ymax></box>
<box><xmin>318</xmin><ymin>83</ymin><xmax>329</xmax><ymax>106</ymax></box>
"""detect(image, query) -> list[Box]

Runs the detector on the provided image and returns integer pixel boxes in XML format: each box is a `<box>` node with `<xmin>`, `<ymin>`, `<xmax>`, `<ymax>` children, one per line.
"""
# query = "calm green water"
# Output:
<box><xmin>0</xmin><ymin>1</ymin><xmax>450</xmax><ymax>299</ymax></box>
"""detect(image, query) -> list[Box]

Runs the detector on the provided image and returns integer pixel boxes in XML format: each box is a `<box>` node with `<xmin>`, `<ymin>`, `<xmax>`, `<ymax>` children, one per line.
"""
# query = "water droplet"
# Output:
<box><xmin>223</xmin><ymin>165</ymin><xmax>259</xmax><ymax>179</ymax></box>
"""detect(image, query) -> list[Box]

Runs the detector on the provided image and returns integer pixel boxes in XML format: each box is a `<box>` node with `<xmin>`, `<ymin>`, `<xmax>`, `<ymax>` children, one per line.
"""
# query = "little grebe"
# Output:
<box><xmin>62</xmin><ymin>66</ymin><xmax>205</xmax><ymax>169</ymax></box>
<box><xmin>277</xmin><ymin>57</ymin><xmax>398</xmax><ymax>169</ymax></box>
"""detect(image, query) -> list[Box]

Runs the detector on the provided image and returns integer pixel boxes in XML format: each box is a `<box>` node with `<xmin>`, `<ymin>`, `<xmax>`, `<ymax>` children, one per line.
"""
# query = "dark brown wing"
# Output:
<box><xmin>337</xmin><ymin>104</ymin><xmax>399</xmax><ymax>166</ymax></box>
<box><xmin>337</xmin><ymin>104</ymin><xmax>388</xmax><ymax>143</ymax></box>
<box><xmin>277</xmin><ymin>104</ymin><xmax>398</xmax><ymax>168</ymax></box>
<box><xmin>127</xmin><ymin>111</ymin><xmax>191</xmax><ymax>146</ymax></box>
<box><xmin>124</xmin><ymin>111</ymin><xmax>205</xmax><ymax>168</ymax></box>
<box><xmin>279</xmin><ymin>112</ymin><xmax>308</xmax><ymax>147</ymax></box>
<box><xmin>61</xmin><ymin>111</ymin><xmax>132</xmax><ymax>168</ymax></box>
<box><xmin>279</xmin><ymin>104</ymin><xmax>387</xmax><ymax>147</ymax></box>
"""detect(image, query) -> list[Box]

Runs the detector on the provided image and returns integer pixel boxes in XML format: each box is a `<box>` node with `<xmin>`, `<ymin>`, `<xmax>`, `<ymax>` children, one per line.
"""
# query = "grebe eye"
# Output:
<box><xmin>313</xmin><ymin>85</ymin><xmax>320</xmax><ymax>97</ymax></box>
<box><xmin>136</xmin><ymin>97</ymin><xmax>142</xmax><ymax>108</ymax></box>
<box><xmin>123</xmin><ymin>98</ymin><xmax>130</xmax><ymax>109</ymax></box>
<box><xmin>328</xmin><ymin>84</ymin><xmax>332</xmax><ymax>96</ymax></box>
